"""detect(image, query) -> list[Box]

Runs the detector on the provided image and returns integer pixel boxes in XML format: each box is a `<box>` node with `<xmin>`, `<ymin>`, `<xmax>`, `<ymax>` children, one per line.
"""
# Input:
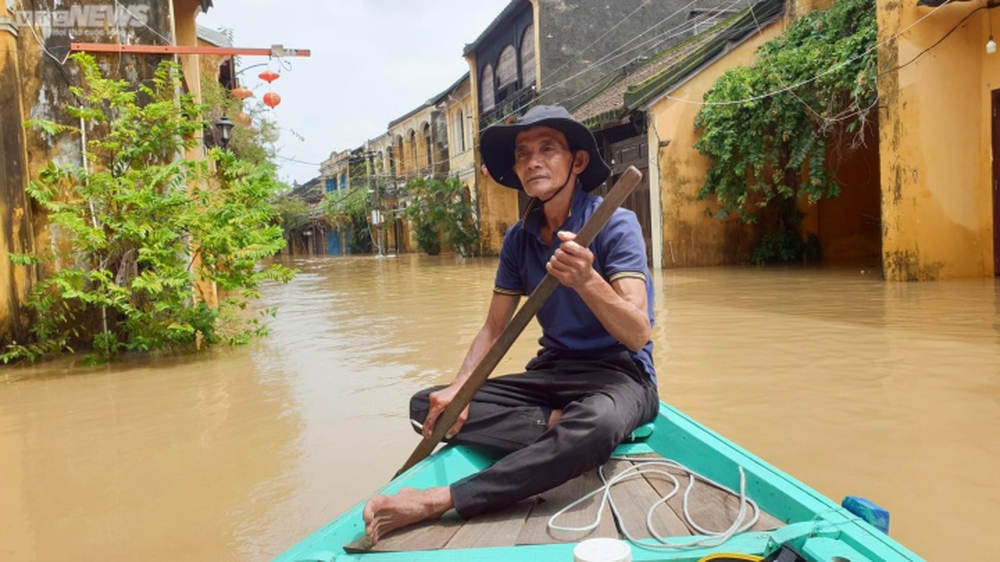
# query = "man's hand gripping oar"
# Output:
<box><xmin>394</xmin><ymin>166</ymin><xmax>643</xmax><ymax>478</ymax></box>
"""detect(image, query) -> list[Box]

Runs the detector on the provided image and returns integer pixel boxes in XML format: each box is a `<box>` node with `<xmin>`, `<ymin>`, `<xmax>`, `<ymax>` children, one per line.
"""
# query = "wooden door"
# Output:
<box><xmin>594</xmin><ymin>136</ymin><xmax>652</xmax><ymax>265</ymax></box>
<box><xmin>993</xmin><ymin>90</ymin><xmax>1000</xmax><ymax>276</ymax></box>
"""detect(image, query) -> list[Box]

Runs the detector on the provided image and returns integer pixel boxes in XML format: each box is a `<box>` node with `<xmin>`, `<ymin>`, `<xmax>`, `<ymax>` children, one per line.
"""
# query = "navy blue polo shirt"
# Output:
<box><xmin>494</xmin><ymin>185</ymin><xmax>656</xmax><ymax>384</ymax></box>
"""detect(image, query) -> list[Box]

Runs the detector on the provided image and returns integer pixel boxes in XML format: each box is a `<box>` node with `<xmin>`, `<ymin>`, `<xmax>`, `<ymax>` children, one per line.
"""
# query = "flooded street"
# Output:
<box><xmin>1</xmin><ymin>255</ymin><xmax>998</xmax><ymax>561</ymax></box>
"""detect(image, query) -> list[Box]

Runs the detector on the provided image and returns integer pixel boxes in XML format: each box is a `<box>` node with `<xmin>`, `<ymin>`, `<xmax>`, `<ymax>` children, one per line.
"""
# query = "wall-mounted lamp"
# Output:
<box><xmin>989</xmin><ymin>5</ymin><xmax>997</xmax><ymax>55</ymax></box>
<box><xmin>215</xmin><ymin>115</ymin><xmax>235</xmax><ymax>150</ymax></box>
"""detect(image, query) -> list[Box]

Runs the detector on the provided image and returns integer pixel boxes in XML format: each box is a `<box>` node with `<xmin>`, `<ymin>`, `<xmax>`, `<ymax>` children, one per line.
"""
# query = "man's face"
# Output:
<box><xmin>512</xmin><ymin>126</ymin><xmax>585</xmax><ymax>200</ymax></box>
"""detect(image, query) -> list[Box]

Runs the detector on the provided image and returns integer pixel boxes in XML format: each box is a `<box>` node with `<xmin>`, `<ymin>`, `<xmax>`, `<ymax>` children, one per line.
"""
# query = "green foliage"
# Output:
<box><xmin>3</xmin><ymin>53</ymin><xmax>294</xmax><ymax>364</ymax></box>
<box><xmin>694</xmin><ymin>0</ymin><xmax>876</xmax><ymax>222</ymax></box>
<box><xmin>748</xmin><ymin>230</ymin><xmax>804</xmax><ymax>265</ymax></box>
<box><xmin>320</xmin><ymin>186</ymin><xmax>372</xmax><ymax>254</ymax></box>
<box><xmin>404</xmin><ymin>177</ymin><xmax>479</xmax><ymax>257</ymax></box>
<box><xmin>271</xmin><ymin>196</ymin><xmax>315</xmax><ymax>239</ymax></box>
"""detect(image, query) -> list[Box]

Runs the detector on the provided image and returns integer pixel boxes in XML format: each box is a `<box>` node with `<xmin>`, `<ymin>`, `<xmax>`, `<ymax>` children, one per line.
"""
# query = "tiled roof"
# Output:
<box><xmin>572</xmin><ymin>0</ymin><xmax>785</xmax><ymax>130</ymax></box>
<box><xmin>572</xmin><ymin>31</ymin><xmax>726</xmax><ymax>127</ymax></box>
<box><xmin>289</xmin><ymin>177</ymin><xmax>324</xmax><ymax>204</ymax></box>
<box><xmin>196</xmin><ymin>25</ymin><xmax>231</xmax><ymax>48</ymax></box>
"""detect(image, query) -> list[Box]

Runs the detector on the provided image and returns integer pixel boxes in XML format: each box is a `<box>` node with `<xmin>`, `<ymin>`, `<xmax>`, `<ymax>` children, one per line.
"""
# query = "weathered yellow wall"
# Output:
<box><xmin>388</xmin><ymin>111</ymin><xmax>434</xmax><ymax>180</ymax></box>
<box><xmin>388</xmin><ymin>109</ymin><xmax>435</xmax><ymax>253</ymax></box>
<box><xmin>477</xmin><ymin>174</ymin><xmax>520</xmax><ymax>256</ymax></box>
<box><xmin>878</xmin><ymin>1</ymin><xmax>996</xmax><ymax>279</ymax></box>
<box><xmin>0</xmin><ymin>6</ymin><xmax>35</xmax><ymax>345</ymax></box>
<box><xmin>4</xmin><ymin>1</ymin><xmax>180</xmax><ymax>345</ymax></box>
<box><xmin>1</xmin><ymin>0</ymin><xmax>211</xmax><ymax>344</ymax></box>
<box><xmin>465</xmin><ymin>51</ymin><xmax>521</xmax><ymax>256</ymax></box>
<box><xmin>446</xmin><ymin>76</ymin><xmax>476</xmax><ymax>195</ymax></box>
<box><xmin>174</xmin><ymin>0</ymin><xmax>202</xmax><ymax>102</ymax></box>
<box><xmin>648</xmin><ymin>19</ymin><xmax>786</xmax><ymax>267</ymax></box>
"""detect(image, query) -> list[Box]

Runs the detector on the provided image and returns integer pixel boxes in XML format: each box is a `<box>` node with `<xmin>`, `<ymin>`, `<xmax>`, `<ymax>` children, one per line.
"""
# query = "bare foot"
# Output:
<box><xmin>362</xmin><ymin>486</ymin><xmax>454</xmax><ymax>546</ymax></box>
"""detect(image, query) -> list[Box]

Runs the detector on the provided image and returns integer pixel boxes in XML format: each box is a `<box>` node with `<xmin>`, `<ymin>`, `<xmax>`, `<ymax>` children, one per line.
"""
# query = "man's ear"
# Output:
<box><xmin>572</xmin><ymin>150</ymin><xmax>590</xmax><ymax>174</ymax></box>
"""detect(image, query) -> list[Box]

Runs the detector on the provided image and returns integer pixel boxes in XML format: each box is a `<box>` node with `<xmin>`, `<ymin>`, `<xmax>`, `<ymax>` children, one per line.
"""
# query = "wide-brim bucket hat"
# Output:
<box><xmin>480</xmin><ymin>105</ymin><xmax>611</xmax><ymax>192</ymax></box>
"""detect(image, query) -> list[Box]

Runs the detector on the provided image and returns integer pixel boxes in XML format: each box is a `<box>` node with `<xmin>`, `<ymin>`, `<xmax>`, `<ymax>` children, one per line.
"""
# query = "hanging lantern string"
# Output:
<box><xmin>259</xmin><ymin>64</ymin><xmax>281</xmax><ymax>109</ymax></box>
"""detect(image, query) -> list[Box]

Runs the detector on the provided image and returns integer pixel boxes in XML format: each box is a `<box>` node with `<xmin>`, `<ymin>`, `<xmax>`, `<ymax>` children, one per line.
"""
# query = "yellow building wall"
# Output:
<box><xmin>476</xmin><ymin>174</ymin><xmax>521</xmax><ymax>255</ymax></box>
<box><xmin>0</xmin><ymin>5</ymin><xmax>35</xmax><ymax>344</ymax></box>
<box><xmin>446</xmin><ymin>77</ymin><xmax>476</xmax><ymax>192</ymax></box>
<box><xmin>388</xmin><ymin>108</ymin><xmax>435</xmax><ymax>253</ymax></box>
<box><xmin>388</xmin><ymin>109</ymin><xmax>434</xmax><ymax>182</ymax></box>
<box><xmin>647</xmin><ymin>20</ymin><xmax>786</xmax><ymax>267</ymax></box>
<box><xmin>2</xmin><ymin>0</ymin><xmax>207</xmax><ymax>344</ymax></box>
<box><xmin>466</xmin><ymin>53</ymin><xmax>522</xmax><ymax>256</ymax></box>
<box><xmin>878</xmin><ymin>1</ymin><xmax>996</xmax><ymax>279</ymax></box>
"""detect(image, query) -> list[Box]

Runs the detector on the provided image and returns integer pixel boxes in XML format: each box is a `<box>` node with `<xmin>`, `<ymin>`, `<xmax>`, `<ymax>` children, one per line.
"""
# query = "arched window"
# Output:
<box><xmin>481</xmin><ymin>64</ymin><xmax>495</xmax><ymax>111</ymax></box>
<box><xmin>408</xmin><ymin>130</ymin><xmax>417</xmax><ymax>172</ymax></box>
<box><xmin>423</xmin><ymin>122</ymin><xmax>433</xmax><ymax>170</ymax></box>
<box><xmin>497</xmin><ymin>46</ymin><xmax>517</xmax><ymax>91</ymax></box>
<box><xmin>521</xmin><ymin>25</ymin><xmax>535</xmax><ymax>88</ymax></box>
<box><xmin>394</xmin><ymin>135</ymin><xmax>404</xmax><ymax>173</ymax></box>
<box><xmin>454</xmin><ymin>109</ymin><xmax>465</xmax><ymax>153</ymax></box>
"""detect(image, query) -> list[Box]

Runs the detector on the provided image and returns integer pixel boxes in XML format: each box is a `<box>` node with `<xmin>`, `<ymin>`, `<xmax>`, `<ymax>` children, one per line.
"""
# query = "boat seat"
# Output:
<box><xmin>624</xmin><ymin>421</ymin><xmax>655</xmax><ymax>442</ymax></box>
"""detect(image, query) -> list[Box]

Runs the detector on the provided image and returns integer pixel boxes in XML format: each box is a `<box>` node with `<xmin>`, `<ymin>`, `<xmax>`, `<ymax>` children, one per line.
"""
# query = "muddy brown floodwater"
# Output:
<box><xmin>1</xmin><ymin>255</ymin><xmax>997</xmax><ymax>561</ymax></box>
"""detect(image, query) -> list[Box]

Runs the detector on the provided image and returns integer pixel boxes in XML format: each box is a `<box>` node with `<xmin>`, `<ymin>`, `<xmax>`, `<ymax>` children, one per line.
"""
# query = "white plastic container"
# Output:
<box><xmin>573</xmin><ymin>538</ymin><xmax>632</xmax><ymax>562</ymax></box>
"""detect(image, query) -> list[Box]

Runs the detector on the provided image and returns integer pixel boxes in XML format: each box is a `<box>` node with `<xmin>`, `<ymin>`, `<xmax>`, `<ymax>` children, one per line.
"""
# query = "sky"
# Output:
<box><xmin>199</xmin><ymin>1</ymin><xmax>511</xmax><ymax>186</ymax></box>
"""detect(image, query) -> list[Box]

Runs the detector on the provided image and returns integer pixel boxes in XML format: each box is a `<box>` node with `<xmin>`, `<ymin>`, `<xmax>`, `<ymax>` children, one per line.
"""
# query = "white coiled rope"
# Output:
<box><xmin>547</xmin><ymin>457</ymin><xmax>760</xmax><ymax>550</ymax></box>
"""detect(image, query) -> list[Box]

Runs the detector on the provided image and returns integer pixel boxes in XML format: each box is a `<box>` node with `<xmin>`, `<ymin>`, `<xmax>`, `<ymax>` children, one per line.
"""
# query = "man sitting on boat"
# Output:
<box><xmin>363</xmin><ymin>105</ymin><xmax>659</xmax><ymax>544</ymax></box>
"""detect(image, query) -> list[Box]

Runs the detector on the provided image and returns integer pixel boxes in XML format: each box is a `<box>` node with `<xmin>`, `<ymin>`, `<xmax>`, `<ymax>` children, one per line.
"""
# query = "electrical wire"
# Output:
<box><xmin>490</xmin><ymin>0</ymin><xmax>746</xmax><ymax>120</ymax></box>
<box><xmin>661</xmin><ymin>0</ymin><xmax>954</xmax><ymax>106</ymax></box>
<box><xmin>480</xmin><ymin>0</ymin><xmax>771</xmax><ymax>125</ymax></box>
<box><xmin>881</xmin><ymin>2</ymin><xmax>985</xmax><ymax>75</ymax></box>
<box><xmin>274</xmin><ymin>154</ymin><xmax>323</xmax><ymax>166</ymax></box>
<box><xmin>489</xmin><ymin>0</ymin><xmax>954</xmax><ymax>120</ymax></box>
<box><xmin>559</xmin><ymin>0</ymin><xmax>749</xmax><ymax>110</ymax></box>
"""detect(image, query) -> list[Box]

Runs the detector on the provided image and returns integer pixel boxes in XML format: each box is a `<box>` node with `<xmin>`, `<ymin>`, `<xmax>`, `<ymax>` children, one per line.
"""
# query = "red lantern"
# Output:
<box><xmin>235</xmin><ymin>112</ymin><xmax>252</xmax><ymax>126</ymax></box>
<box><xmin>258</xmin><ymin>70</ymin><xmax>280</xmax><ymax>83</ymax></box>
<box><xmin>263</xmin><ymin>91</ymin><xmax>281</xmax><ymax>108</ymax></box>
<box><xmin>231</xmin><ymin>87</ymin><xmax>253</xmax><ymax>100</ymax></box>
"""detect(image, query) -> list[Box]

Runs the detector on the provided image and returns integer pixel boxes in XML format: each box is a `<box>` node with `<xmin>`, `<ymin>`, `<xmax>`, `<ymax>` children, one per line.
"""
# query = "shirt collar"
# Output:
<box><xmin>522</xmin><ymin>181</ymin><xmax>586</xmax><ymax>240</ymax></box>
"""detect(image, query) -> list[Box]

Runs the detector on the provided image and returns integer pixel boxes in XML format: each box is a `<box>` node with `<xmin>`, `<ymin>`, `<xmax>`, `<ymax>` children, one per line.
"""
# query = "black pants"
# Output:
<box><xmin>410</xmin><ymin>353</ymin><xmax>659</xmax><ymax>519</ymax></box>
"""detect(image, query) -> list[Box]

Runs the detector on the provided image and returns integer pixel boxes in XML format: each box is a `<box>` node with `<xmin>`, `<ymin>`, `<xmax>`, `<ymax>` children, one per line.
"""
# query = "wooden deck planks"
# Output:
<box><xmin>636</xmin><ymin>458</ymin><xmax>784</xmax><ymax>535</ymax></box>
<box><xmin>353</xmin><ymin>454</ymin><xmax>785</xmax><ymax>553</ymax></box>
<box><xmin>723</xmin><ymin>493</ymin><xmax>786</xmax><ymax>532</ymax></box>
<box><xmin>601</xmin><ymin>459</ymin><xmax>692</xmax><ymax>540</ymax></box>
<box><xmin>364</xmin><ymin>510</ymin><xmax>464</xmax><ymax>552</ymax></box>
<box><xmin>445</xmin><ymin>498</ymin><xmax>536</xmax><ymax>549</ymax></box>
<box><xmin>515</xmin><ymin>468</ymin><xmax>619</xmax><ymax>545</ymax></box>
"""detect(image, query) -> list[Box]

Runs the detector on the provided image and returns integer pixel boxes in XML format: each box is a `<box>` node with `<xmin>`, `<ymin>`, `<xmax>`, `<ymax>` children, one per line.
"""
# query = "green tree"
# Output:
<box><xmin>4</xmin><ymin>53</ymin><xmax>295</xmax><ymax>363</ymax></box>
<box><xmin>694</xmin><ymin>0</ymin><xmax>877</xmax><ymax>262</ymax></box>
<box><xmin>271</xmin><ymin>195</ymin><xmax>315</xmax><ymax>240</ymax></box>
<box><xmin>320</xmin><ymin>185</ymin><xmax>372</xmax><ymax>254</ymax></box>
<box><xmin>404</xmin><ymin>177</ymin><xmax>479</xmax><ymax>256</ymax></box>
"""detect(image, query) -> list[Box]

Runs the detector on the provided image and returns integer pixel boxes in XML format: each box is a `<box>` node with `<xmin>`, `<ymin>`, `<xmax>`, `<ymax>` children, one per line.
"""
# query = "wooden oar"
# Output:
<box><xmin>395</xmin><ymin>166</ymin><xmax>643</xmax><ymax>478</ymax></box>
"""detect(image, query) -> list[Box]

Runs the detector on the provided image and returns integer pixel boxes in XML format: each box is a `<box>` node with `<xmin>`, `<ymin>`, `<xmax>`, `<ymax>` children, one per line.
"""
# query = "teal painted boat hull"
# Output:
<box><xmin>275</xmin><ymin>402</ymin><xmax>923</xmax><ymax>561</ymax></box>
